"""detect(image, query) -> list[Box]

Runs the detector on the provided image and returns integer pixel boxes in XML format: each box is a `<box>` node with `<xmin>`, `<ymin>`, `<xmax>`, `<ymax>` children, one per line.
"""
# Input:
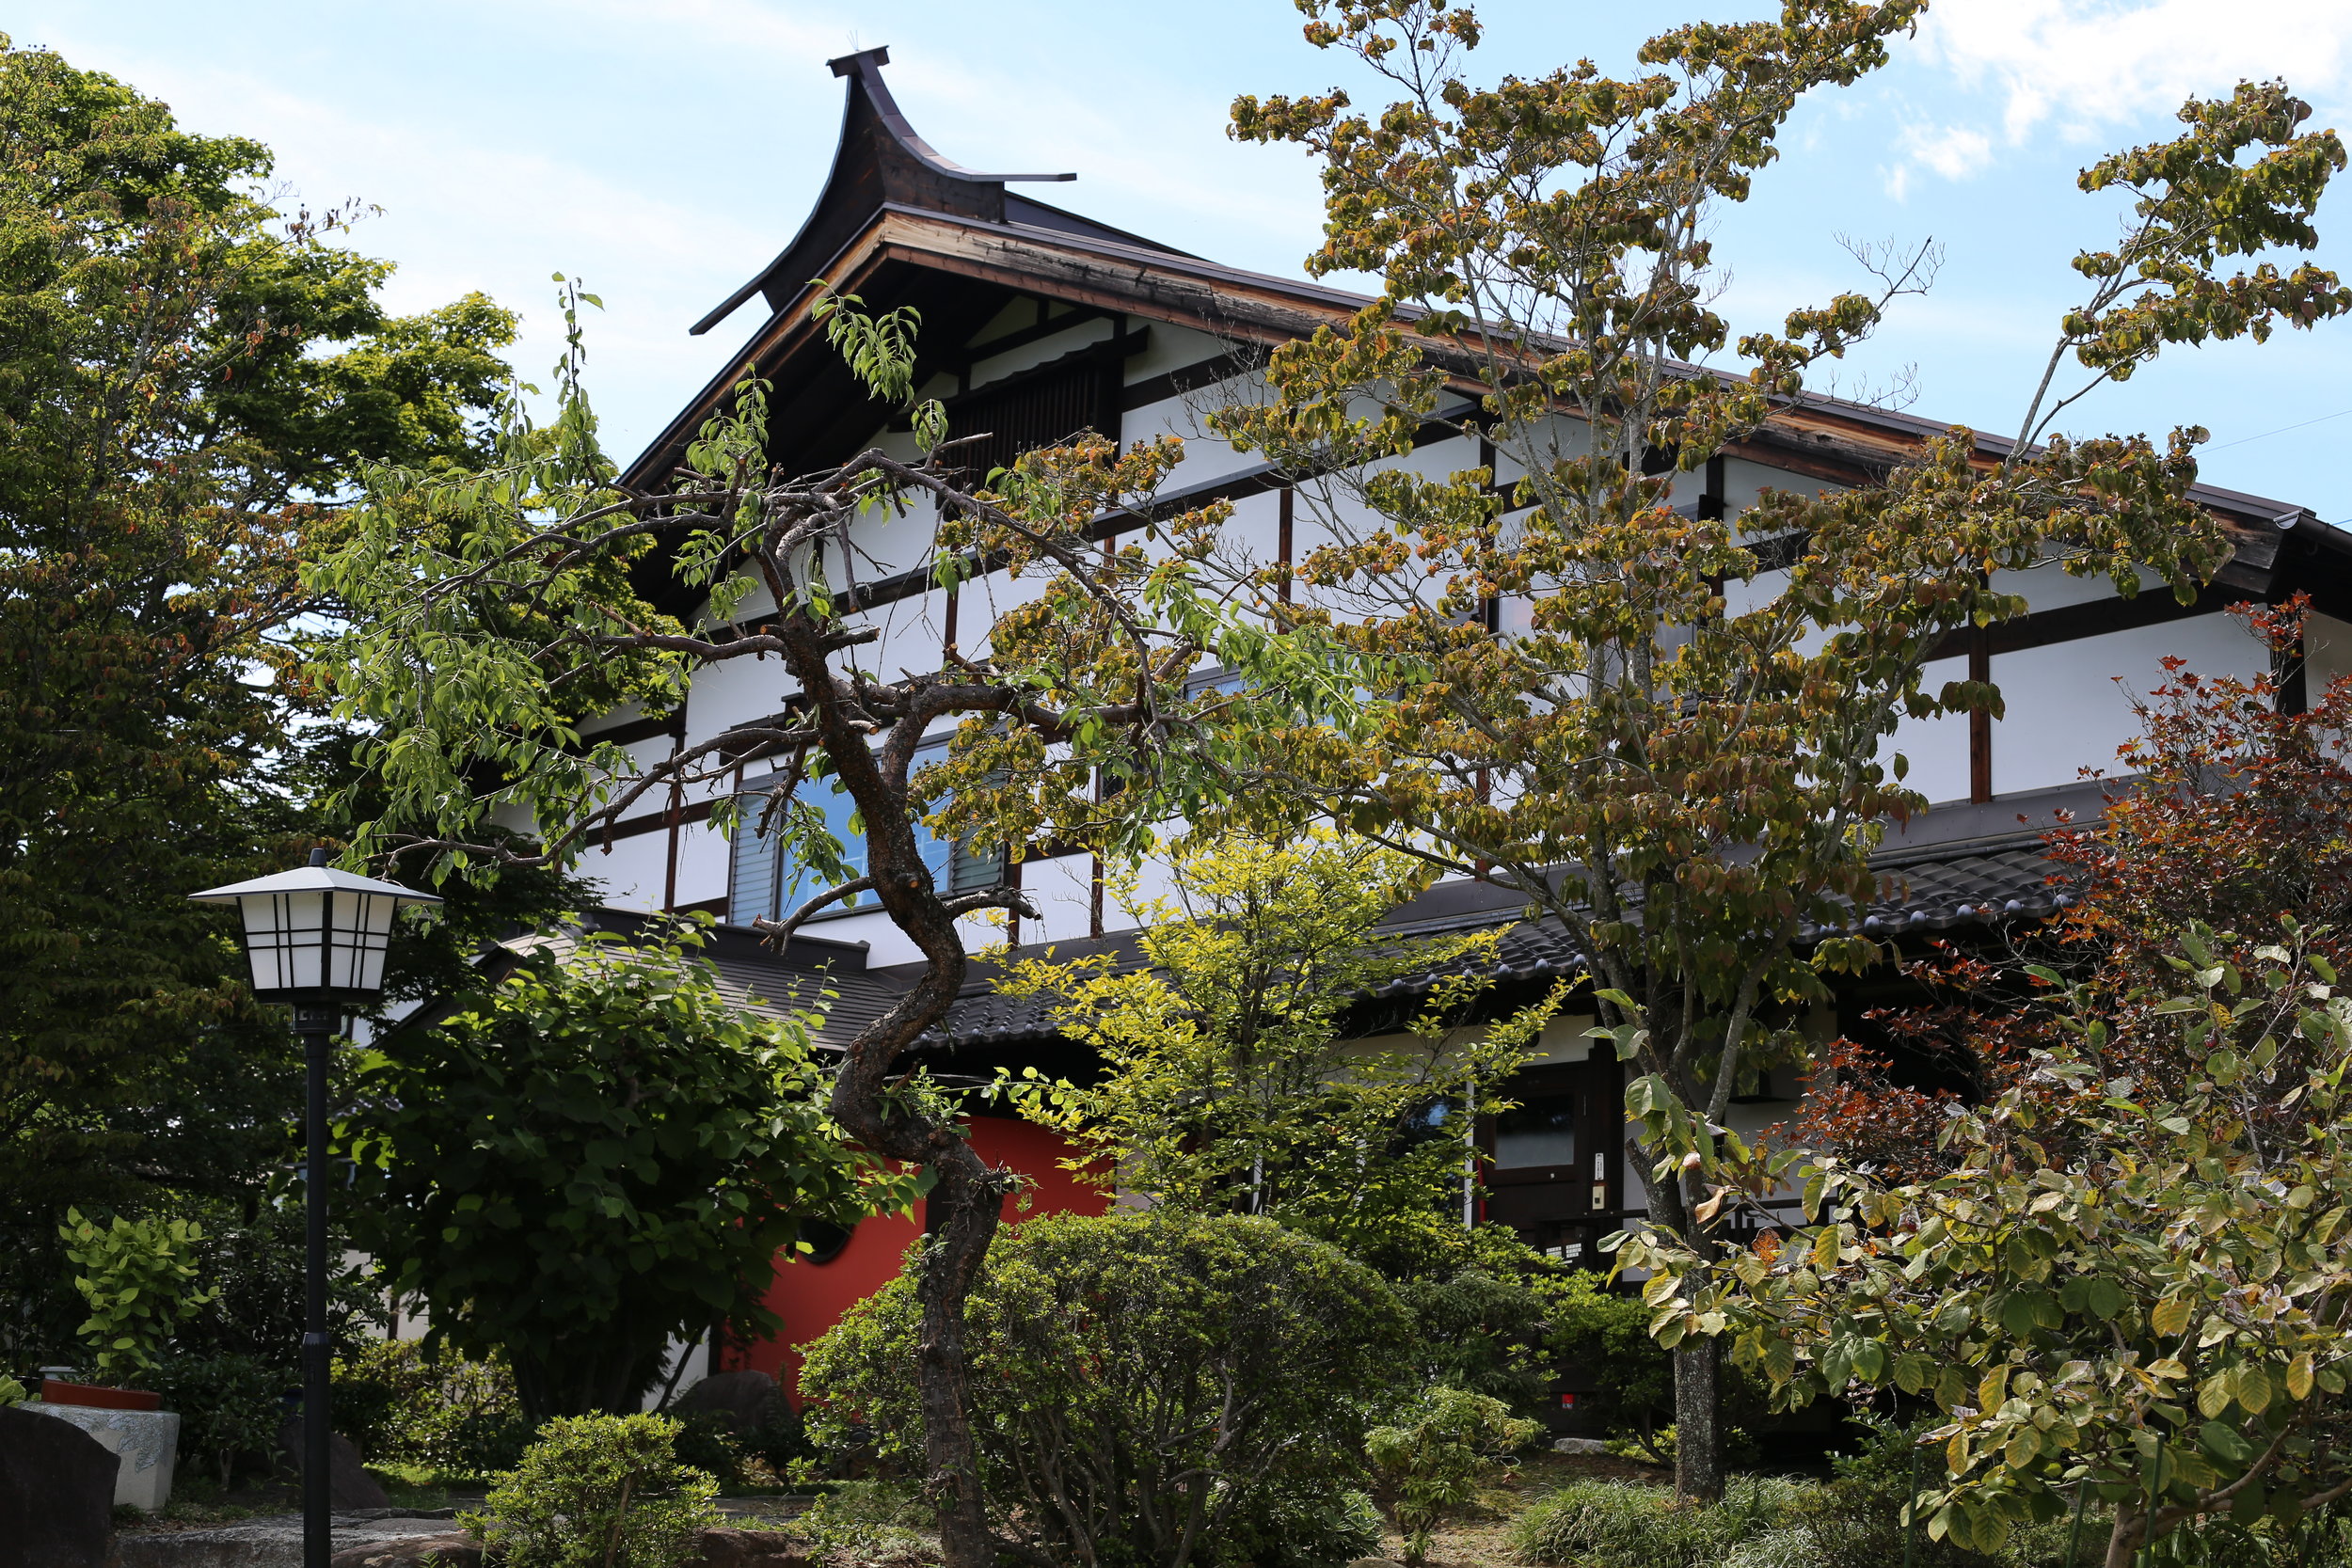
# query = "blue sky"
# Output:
<box><xmin>15</xmin><ymin>0</ymin><xmax>2352</xmax><ymax>518</ymax></box>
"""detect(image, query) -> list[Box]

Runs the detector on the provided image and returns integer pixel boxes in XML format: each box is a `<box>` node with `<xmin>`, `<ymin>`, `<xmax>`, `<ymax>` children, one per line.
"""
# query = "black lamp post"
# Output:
<box><xmin>189</xmin><ymin>849</ymin><xmax>440</xmax><ymax>1568</ymax></box>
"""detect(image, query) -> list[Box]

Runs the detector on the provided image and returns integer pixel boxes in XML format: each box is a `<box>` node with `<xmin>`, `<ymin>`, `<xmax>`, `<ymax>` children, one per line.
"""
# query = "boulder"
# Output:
<box><xmin>273</xmin><ymin>1418</ymin><xmax>391</xmax><ymax>1512</ymax></box>
<box><xmin>671</xmin><ymin>1370</ymin><xmax>780</xmax><ymax>1432</ymax></box>
<box><xmin>1550</xmin><ymin>1436</ymin><xmax>1609</xmax><ymax>1456</ymax></box>
<box><xmin>0</xmin><ymin>1404</ymin><xmax>119</xmax><ymax>1567</ymax></box>
<box><xmin>698</xmin><ymin>1528</ymin><xmax>813</xmax><ymax>1568</ymax></box>
<box><xmin>329</xmin><ymin>1533</ymin><xmax>480</xmax><ymax>1568</ymax></box>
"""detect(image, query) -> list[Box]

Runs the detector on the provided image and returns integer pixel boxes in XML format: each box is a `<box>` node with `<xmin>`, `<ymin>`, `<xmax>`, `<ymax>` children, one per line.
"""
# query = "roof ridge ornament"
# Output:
<box><xmin>824</xmin><ymin>47</ymin><xmax>1075</xmax><ymax>186</ymax></box>
<box><xmin>688</xmin><ymin>44</ymin><xmax>1073</xmax><ymax>338</ymax></box>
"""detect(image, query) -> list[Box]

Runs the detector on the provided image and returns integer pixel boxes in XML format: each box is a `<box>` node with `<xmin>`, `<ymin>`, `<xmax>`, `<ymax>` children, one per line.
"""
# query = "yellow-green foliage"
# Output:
<box><xmin>995</xmin><ymin>830</ymin><xmax>1564</xmax><ymax>1260</ymax></box>
<box><xmin>59</xmin><ymin>1209</ymin><xmax>216</xmax><ymax>1383</ymax></box>
<box><xmin>467</xmin><ymin>1414</ymin><xmax>719</xmax><ymax>1568</ymax></box>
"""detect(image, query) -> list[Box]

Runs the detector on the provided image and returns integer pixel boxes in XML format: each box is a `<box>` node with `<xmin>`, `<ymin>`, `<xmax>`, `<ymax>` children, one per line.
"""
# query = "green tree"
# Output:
<box><xmin>801</xmin><ymin>1211</ymin><xmax>1414</xmax><ymax>1568</ymax></box>
<box><xmin>313</xmin><ymin>284</ymin><xmax>1244</xmax><ymax>1567</ymax></box>
<box><xmin>995</xmin><ymin>830</ymin><xmax>1560</xmax><ymax>1261</ymax></box>
<box><xmin>342</xmin><ymin>926</ymin><xmax>891</xmax><ymax>1420</ymax></box>
<box><xmin>1179</xmin><ymin>2</ymin><xmax>2347</xmax><ymax>1499</ymax></box>
<box><xmin>1633</xmin><ymin>923</ymin><xmax>2352</xmax><ymax>1568</ymax></box>
<box><xmin>0</xmin><ymin>34</ymin><xmax>521</xmax><ymax>1359</ymax></box>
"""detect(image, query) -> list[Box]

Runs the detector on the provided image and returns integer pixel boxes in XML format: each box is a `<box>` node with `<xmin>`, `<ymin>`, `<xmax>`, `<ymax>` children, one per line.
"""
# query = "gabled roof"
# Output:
<box><xmin>627</xmin><ymin>46</ymin><xmax>2345</xmax><ymax>591</ymax></box>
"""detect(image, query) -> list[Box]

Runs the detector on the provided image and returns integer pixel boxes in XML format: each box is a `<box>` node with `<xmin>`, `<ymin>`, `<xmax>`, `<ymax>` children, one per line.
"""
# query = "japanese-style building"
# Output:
<box><xmin>554</xmin><ymin>45</ymin><xmax>2352</xmax><ymax>1401</ymax></box>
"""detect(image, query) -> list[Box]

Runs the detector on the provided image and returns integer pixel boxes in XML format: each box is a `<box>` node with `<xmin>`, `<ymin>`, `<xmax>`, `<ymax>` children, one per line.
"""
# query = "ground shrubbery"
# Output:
<box><xmin>1366</xmin><ymin>1385</ymin><xmax>1539</xmax><ymax>1562</ymax></box>
<box><xmin>467</xmin><ymin>1413</ymin><xmax>719</xmax><ymax>1568</ymax></box>
<box><xmin>334</xmin><ymin>1339</ymin><xmax>533</xmax><ymax>1480</ymax></box>
<box><xmin>803</xmin><ymin>1211</ymin><xmax>1413</xmax><ymax>1568</ymax></box>
<box><xmin>1511</xmin><ymin>1418</ymin><xmax>2186</xmax><ymax>1568</ymax></box>
<box><xmin>147</xmin><ymin>1354</ymin><xmax>284</xmax><ymax>1492</ymax></box>
<box><xmin>1510</xmin><ymin>1473</ymin><xmax>1811</xmax><ymax>1568</ymax></box>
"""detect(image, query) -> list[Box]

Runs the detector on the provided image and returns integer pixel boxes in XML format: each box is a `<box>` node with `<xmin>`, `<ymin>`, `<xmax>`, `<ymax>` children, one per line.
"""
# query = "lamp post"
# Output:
<box><xmin>189</xmin><ymin>849</ymin><xmax>440</xmax><ymax>1568</ymax></box>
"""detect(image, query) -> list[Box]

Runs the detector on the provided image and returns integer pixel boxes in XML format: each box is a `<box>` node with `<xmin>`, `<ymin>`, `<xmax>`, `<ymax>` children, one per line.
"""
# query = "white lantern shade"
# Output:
<box><xmin>190</xmin><ymin>862</ymin><xmax>442</xmax><ymax>1003</ymax></box>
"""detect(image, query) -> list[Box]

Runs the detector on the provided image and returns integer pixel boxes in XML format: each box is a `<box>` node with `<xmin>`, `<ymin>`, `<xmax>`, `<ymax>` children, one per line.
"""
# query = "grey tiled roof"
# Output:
<box><xmin>507</xmin><ymin>914</ymin><xmax>905</xmax><ymax>1053</ymax></box>
<box><xmin>532</xmin><ymin>837</ymin><xmax>2076</xmax><ymax>1055</ymax></box>
<box><xmin>1861</xmin><ymin>840</ymin><xmax>2075</xmax><ymax>936</ymax></box>
<box><xmin>925</xmin><ymin>835</ymin><xmax>2077</xmax><ymax>1048</ymax></box>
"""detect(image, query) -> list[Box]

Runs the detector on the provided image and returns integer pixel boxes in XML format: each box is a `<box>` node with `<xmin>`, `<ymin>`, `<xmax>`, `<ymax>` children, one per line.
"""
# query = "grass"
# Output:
<box><xmin>1507</xmin><ymin>1472</ymin><xmax>1813</xmax><ymax>1568</ymax></box>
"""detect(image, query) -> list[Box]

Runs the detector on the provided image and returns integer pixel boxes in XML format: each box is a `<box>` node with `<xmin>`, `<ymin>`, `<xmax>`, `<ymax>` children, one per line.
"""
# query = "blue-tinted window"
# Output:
<box><xmin>729</xmin><ymin>752</ymin><xmax>1003</xmax><ymax>927</ymax></box>
<box><xmin>727</xmin><ymin>772</ymin><xmax>866</xmax><ymax>927</ymax></box>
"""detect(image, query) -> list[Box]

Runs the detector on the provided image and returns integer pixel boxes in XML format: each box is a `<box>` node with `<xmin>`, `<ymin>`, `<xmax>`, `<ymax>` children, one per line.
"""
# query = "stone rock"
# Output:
<box><xmin>671</xmin><ymin>1370</ymin><xmax>780</xmax><ymax>1431</ymax></box>
<box><xmin>118</xmin><ymin>1515</ymin><xmax>466</xmax><ymax>1568</ymax></box>
<box><xmin>24</xmin><ymin>1398</ymin><xmax>181</xmax><ymax>1511</ymax></box>
<box><xmin>0</xmin><ymin>1404</ymin><xmax>120</xmax><ymax>1566</ymax></box>
<box><xmin>328</xmin><ymin>1532</ymin><xmax>480</xmax><ymax>1568</ymax></box>
<box><xmin>1550</xmin><ymin>1436</ymin><xmax>1609</xmax><ymax>1455</ymax></box>
<box><xmin>273</xmin><ymin>1418</ymin><xmax>390</xmax><ymax>1512</ymax></box>
<box><xmin>698</xmin><ymin>1528</ymin><xmax>814</xmax><ymax>1568</ymax></box>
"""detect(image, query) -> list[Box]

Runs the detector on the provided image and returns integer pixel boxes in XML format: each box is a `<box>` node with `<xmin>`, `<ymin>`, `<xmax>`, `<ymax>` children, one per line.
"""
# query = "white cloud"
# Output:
<box><xmin>1885</xmin><ymin>120</ymin><xmax>1994</xmax><ymax>197</ymax></box>
<box><xmin>1889</xmin><ymin>0</ymin><xmax>2352</xmax><ymax>192</ymax></box>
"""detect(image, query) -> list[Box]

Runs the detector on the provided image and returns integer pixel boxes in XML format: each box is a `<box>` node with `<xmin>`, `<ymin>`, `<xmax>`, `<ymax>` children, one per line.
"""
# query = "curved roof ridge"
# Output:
<box><xmin>825</xmin><ymin>47</ymin><xmax>1074</xmax><ymax>185</ymax></box>
<box><xmin>690</xmin><ymin>45</ymin><xmax>1073</xmax><ymax>339</ymax></box>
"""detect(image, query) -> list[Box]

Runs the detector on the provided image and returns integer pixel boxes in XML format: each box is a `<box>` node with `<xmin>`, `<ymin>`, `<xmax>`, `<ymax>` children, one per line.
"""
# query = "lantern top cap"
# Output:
<box><xmin>187</xmin><ymin>859</ymin><xmax>443</xmax><ymax>908</ymax></box>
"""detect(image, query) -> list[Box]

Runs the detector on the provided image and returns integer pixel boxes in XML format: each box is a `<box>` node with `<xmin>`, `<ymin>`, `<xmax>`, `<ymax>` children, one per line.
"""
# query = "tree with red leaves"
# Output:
<box><xmin>1796</xmin><ymin>594</ymin><xmax>2352</xmax><ymax>1175</ymax></box>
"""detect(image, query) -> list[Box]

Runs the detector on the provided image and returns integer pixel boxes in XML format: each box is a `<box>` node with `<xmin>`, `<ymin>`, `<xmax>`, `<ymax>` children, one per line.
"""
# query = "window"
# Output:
<box><xmin>1186</xmin><ymin>665</ymin><xmax>1248</xmax><ymax>699</ymax></box>
<box><xmin>728</xmin><ymin>771</ymin><xmax>865</xmax><ymax>927</ymax></box>
<box><xmin>946</xmin><ymin>351</ymin><xmax>1120</xmax><ymax>483</ymax></box>
<box><xmin>1492</xmin><ymin>1092</ymin><xmax>1578</xmax><ymax>1170</ymax></box>
<box><xmin>913</xmin><ymin>740</ymin><xmax>1005</xmax><ymax>896</ymax></box>
<box><xmin>727</xmin><ymin>751</ymin><xmax>1005</xmax><ymax>927</ymax></box>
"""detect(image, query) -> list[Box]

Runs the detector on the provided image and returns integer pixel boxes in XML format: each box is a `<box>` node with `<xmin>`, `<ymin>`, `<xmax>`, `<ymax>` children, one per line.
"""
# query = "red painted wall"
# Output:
<box><xmin>726</xmin><ymin>1113</ymin><xmax>1111</xmax><ymax>1402</ymax></box>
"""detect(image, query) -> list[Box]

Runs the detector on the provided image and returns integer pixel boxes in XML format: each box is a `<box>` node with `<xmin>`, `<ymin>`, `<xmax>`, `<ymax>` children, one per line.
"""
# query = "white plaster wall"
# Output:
<box><xmin>1883</xmin><ymin>654</ymin><xmax>1973</xmax><ymax>806</ymax></box>
<box><xmin>843</xmin><ymin>480</ymin><xmax>940</xmax><ymax>582</ymax></box>
<box><xmin>969</xmin><ymin>315</ymin><xmax>1117</xmax><ymax>386</ymax></box>
<box><xmin>1490</xmin><ymin>413</ymin><xmax>1593</xmax><ymax>487</ymax></box>
<box><xmin>2310</xmin><ymin>610</ymin><xmax>2352</xmax><ymax>699</ymax></box>
<box><xmin>1120</xmin><ymin>373</ymin><xmax>1268</xmax><ymax>486</ymax></box>
<box><xmin>683</xmin><ymin>652</ymin><xmax>792</xmax><ymax>743</ymax></box>
<box><xmin>1215</xmin><ymin>487</ymin><xmax>1283</xmax><ymax>578</ymax></box>
<box><xmin>1720</xmin><ymin>455</ymin><xmax>1836</xmax><ymax>512</ymax></box>
<box><xmin>579</xmin><ymin>831</ymin><xmax>667</xmax><ymax>912</ymax></box>
<box><xmin>1992</xmin><ymin>560</ymin><xmax>2159</xmax><ymax>613</ymax></box>
<box><xmin>1993</xmin><ymin>612</ymin><xmax>2265</xmax><ymax>794</ymax></box>
<box><xmin>865</xmin><ymin>585</ymin><xmax>953</xmax><ymax>680</ymax></box>
<box><xmin>1104</xmin><ymin>847</ymin><xmax>1185</xmax><ymax>933</ymax></box>
<box><xmin>1120</xmin><ymin>321</ymin><xmax>1234</xmax><ymax>387</ymax></box>
<box><xmin>1527</xmin><ymin>1014</ymin><xmax>1598</xmax><ymax>1066</ymax></box>
<box><xmin>1023</xmin><ymin>850</ymin><xmax>1099</xmax><ymax>943</ymax></box>
<box><xmin>671</xmin><ymin>820</ymin><xmax>733</xmax><ymax>910</ymax></box>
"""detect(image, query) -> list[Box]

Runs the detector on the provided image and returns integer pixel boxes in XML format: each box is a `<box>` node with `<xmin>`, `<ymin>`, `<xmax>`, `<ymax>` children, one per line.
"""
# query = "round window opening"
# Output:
<box><xmin>798</xmin><ymin>1218</ymin><xmax>855</xmax><ymax>1265</ymax></box>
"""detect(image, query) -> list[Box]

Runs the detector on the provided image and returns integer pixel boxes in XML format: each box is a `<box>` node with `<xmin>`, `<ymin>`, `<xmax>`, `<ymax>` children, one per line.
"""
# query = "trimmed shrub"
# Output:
<box><xmin>1365</xmin><ymin>1386</ymin><xmax>1539</xmax><ymax>1562</ymax></box>
<box><xmin>802</xmin><ymin>1211</ymin><xmax>1414</xmax><ymax>1568</ymax></box>
<box><xmin>467</xmin><ymin>1413</ymin><xmax>719</xmax><ymax>1568</ymax></box>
